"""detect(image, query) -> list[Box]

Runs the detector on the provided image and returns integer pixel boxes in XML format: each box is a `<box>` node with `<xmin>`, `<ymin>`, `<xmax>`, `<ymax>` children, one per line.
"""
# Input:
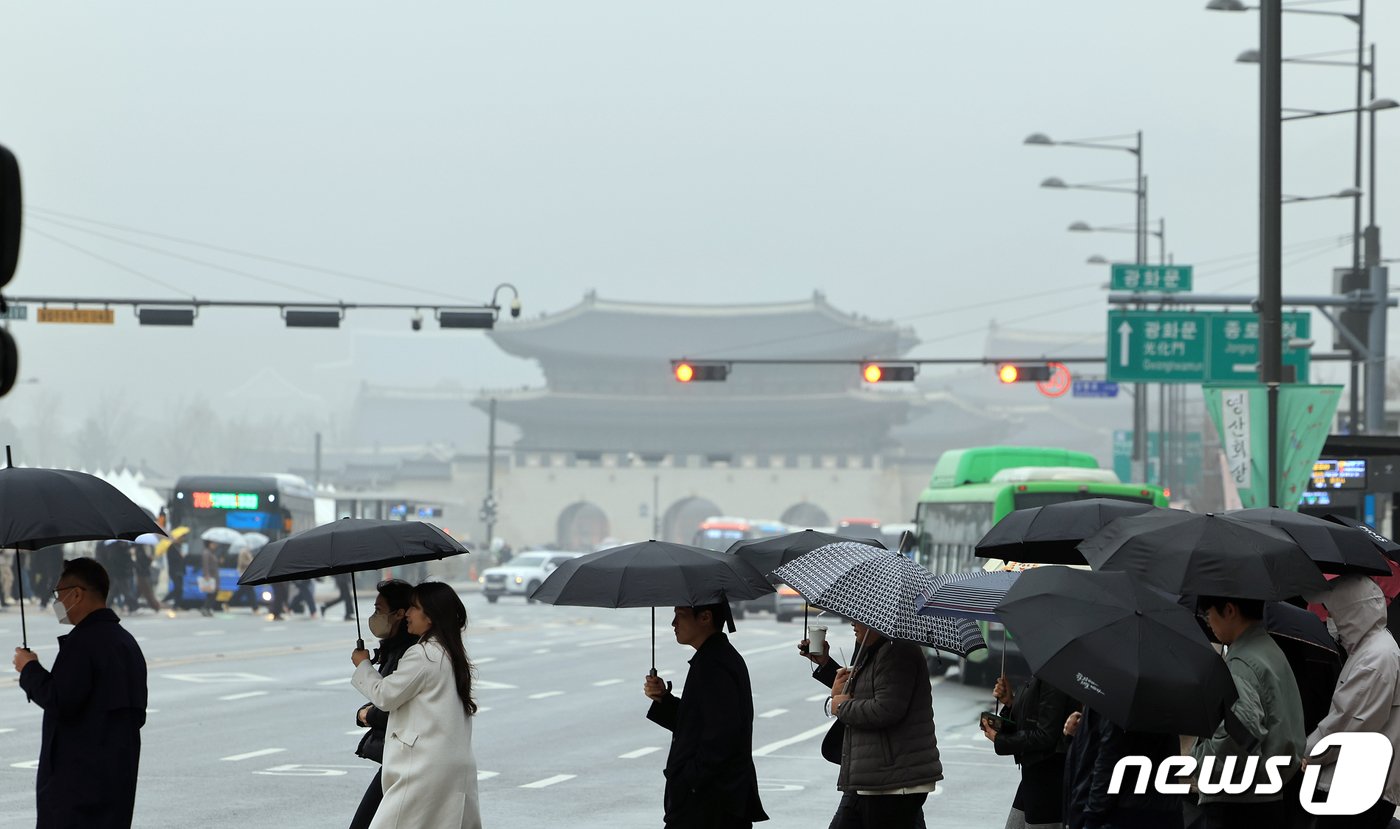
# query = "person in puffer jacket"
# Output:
<box><xmin>829</xmin><ymin>620</ymin><xmax>941</xmax><ymax>829</ymax></box>
<box><xmin>1305</xmin><ymin>574</ymin><xmax>1400</xmax><ymax>828</ymax></box>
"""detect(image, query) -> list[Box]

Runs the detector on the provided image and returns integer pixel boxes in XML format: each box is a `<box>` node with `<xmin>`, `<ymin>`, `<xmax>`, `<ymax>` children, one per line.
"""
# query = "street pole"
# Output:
<box><xmin>1350</xmin><ymin>2</ymin><xmax>1367</xmax><ymax>433</ymax></box>
<box><xmin>485</xmin><ymin>397</ymin><xmax>497</xmax><ymax>544</ymax></box>
<box><xmin>1132</xmin><ymin>134</ymin><xmax>1148</xmax><ymax>482</ymax></box>
<box><xmin>1363</xmin><ymin>44</ymin><xmax>1388</xmax><ymax>436</ymax></box>
<box><xmin>313</xmin><ymin>431</ymin><xmax>322</xmax><ymax>489</ymax></box>
<box><xmin>652</xmin><ymin>474</ymin><xmax>660</xmax><ymax>539</ymax></box>
<box><xmin>1261</xmin><ymin>0</ymin><xmax>1284</xmax><ymax>507</ymax></box>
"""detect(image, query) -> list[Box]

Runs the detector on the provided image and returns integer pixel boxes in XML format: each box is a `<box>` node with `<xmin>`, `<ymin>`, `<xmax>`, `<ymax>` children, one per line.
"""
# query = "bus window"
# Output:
<box><xmin>1010</xmin><ymin>491</ymin><xmax>1158</xmax><ymax>511</ymax></box>
<box><xmin>916</xmin><ymin>501</ymin><xmax>994</xmax><ymax>574</ymax></box>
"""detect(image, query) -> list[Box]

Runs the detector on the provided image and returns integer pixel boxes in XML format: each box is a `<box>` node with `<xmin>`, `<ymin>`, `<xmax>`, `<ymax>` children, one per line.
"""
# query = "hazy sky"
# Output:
<box><xmin>1</xmin><ymin>1</ymin><xmax>1395</xmax><ymax>430</ymax></box>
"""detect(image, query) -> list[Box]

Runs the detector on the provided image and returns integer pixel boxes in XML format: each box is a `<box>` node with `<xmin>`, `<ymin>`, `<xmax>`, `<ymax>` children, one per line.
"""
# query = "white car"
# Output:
<box><xmin>478</xmin><ymin>551</ymin><xmax>584</xmax><ymax>603</ymax></box>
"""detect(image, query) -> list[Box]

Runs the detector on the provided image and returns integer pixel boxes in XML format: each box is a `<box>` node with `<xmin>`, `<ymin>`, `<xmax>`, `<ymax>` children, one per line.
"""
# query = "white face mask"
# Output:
<box><xmin>53</xmin><ymin>599</ymin><xmax>71</xmax><ymax>625</ymax></box>
<box><xmin>368</xmin><ymin>611</ymin><xmax>397</xmax><ymax>640</ymax></box>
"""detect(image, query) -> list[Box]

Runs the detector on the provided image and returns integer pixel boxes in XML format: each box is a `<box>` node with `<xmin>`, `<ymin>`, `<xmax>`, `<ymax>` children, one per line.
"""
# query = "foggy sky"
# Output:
<box><xmin>0</xmin><ymin>1</ymin><xmax>1395</xmax><ymax>443</ymax></box>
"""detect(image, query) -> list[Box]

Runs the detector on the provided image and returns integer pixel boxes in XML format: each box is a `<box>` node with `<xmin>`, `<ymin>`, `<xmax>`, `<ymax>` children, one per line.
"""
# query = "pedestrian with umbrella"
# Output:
<box><xmin>348</xmin><ymin>578</ymin><xmax>419</xmax><ymax>829</ymax></box>
<box><xmin>529</xmin><ymin>540</ymin><xmax>772</xmax><ymax>828</ymax></box>
<box><xmin>1191</xmin><ymin>593</ymin><xmax>1308</xmax><ymax>829</ymax></box>
<box><xmin>774</xmin><ymin>542</ymin><xmax>978</xmax><ymax>829</ymax></box>
<box><xmin>350</xmin><ymin>581</ymin><xmax>481</xmax><ymax>829</ymax></box>
<box><xmin>996</xmin><ymin>568</ymin><xmax>1242</xmax><ymax>829</ymax></box>
<box><xmin>727</xmin><ymin>529</ymin><xmax>885</xmax><ymax>636</ymax></box>
<box><xmin>1302</xmin><ymin>575</ymin><xmax>1400</xmax><ymax>827</ymax></box>
<box><xmin>975</xmin><ymin>497</ymin><xmax>1170</xmax><ymax>566</ymax></box>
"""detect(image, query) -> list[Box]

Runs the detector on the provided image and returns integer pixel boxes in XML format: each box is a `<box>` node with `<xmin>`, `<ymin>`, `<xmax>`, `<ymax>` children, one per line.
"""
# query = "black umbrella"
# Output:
<box><xmin>0</xmin><ymin>447</ymin><xmax>166</xmax><ymax>648</ymax></box>
<box><xmin>528</xmin><ymin>540</ymin><xmax>774</xmax><ymax>673</ymax></box>
<box><xmin>1224</xmin><ymin>508</ymin><xmax>1392</xmax><ymax>576</ymax></box>
<box><xmin>238</xmin><ymin>518</ymin><xmax>470</xmax><ymax>648</ymax></box>
<box><xmin>1078</xmin><ymin>511</ymin><xmax>1328</xmax><ymax>600</ymax></box>
<box><xmin>975</xmin><ymin>498</ymin><xmax>1169</xmax><ymax>565</ymax></box>
<box><xmin>727</xmin><ymin>529</ymin><xmax>886</xmax><ymax>638</ymax></box>
<box><xmin>1322</xmin><ymin>514</ymin><xmax>1400</xmax><ymax>562</ymax></box>
<box><xmin>996</xmin><ymin>567</ymin><xmax>1238</xmax><ymax>736</ymax></box>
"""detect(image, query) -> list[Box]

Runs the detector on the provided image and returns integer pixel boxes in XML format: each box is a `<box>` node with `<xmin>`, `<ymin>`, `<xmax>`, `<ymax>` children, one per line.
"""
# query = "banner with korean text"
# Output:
<box><xmin>1203</xmin><ymin>383</ymin><xmax>1342</xmax><ymax>510</ymax></box>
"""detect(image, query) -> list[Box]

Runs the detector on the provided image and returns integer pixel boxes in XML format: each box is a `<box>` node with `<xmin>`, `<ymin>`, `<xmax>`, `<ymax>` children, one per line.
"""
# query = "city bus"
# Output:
<box><xmin>166</xmin><ymin>474</ymin><xmax>318</xmax><ymax>607</ymax></box>
<box><xmin>914</xmin><ymin>446</ymin><xmax>1167</xmax><ymax>684</ymax></box>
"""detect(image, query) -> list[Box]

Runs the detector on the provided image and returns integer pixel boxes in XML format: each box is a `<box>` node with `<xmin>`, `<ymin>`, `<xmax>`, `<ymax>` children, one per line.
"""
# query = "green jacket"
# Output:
<box><xmin>1191</xmin><ymin>622</ymin><xmax>1306</xmax><ymax>804</ymax></box>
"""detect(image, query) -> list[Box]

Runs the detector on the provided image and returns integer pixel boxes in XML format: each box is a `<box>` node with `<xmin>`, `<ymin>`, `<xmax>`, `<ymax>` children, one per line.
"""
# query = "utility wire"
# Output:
<box><xmin>26</xmin><ymin>206</ymin><xmax>480</xmax><ymax>304</ymax></box>
<box><xmin>26</xmin><ymin>227</ymin><xmax>193</xmax><ymax>298</ymax></box>
<box><xmin>29</xmin><ymin>215</ymin><xmax>340</xmax><ymax>301</ymax></box>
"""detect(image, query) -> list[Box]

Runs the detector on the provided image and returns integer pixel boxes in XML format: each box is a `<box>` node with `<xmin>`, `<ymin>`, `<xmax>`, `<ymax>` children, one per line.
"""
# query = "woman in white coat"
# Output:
<box><xmin>351</xmin><ymin>581</ymin><xmax>481</xmax><ymax>829</ymax></box>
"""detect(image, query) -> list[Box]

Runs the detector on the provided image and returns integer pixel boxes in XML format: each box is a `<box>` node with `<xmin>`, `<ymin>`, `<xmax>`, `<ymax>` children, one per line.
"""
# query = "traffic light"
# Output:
<box><xmin>672</xmin><ymin>360</ymin><xmax>729</xmax><ymax>382</ymax></box>
<box><xmin>862</xmin><ymin>363</ymin><xmax>917</xmax><ymax>383</ymax></box>
<box><xmin>0</xmin><ymin>144</ymin><xmax>20</xmax><ymax>399</ymax></box>
<box><xmin>997</xmin><ymin>363</ymin><xmax>1053</xmax><ymax>383</ymax></box>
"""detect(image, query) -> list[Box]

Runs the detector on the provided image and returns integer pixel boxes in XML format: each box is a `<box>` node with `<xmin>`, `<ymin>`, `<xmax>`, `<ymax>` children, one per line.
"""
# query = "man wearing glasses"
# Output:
<box><xmin>12</xmin><ymin>557</ymin><xmax>148</xmax><ymax>828</ymax></box>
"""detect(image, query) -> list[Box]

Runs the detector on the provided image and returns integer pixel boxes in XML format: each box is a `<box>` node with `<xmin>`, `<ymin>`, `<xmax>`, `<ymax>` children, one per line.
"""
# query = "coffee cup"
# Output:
<box><xmin>808</xmin><ymin>625</ymin><xmax>828</xmax><ymax>658</ymax></box>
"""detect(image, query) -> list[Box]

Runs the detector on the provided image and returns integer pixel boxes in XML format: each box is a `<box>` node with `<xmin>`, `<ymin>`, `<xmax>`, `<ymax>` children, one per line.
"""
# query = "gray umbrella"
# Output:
<box><xmin>772</xmin><ymin>541</ymin><xmax>986</xmax><ymax>656</ymax></box>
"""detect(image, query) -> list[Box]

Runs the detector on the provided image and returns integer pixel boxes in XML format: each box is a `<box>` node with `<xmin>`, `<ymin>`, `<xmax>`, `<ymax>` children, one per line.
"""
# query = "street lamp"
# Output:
<box><xmin>1041</xmin><ymin>177</ymin><xmax>1139</xmax><ymax>195</ymax></box>
<box><xmin>1027</xmin><ymin>128</ymin><xmax>1148</xmax><ymax>478</ymax></box>
<box><xmin>1068</xmin><ymin>219</ymin><xmax>1168</xmax><ymax>265</ymax></box>
<box><xmin>1206</xmin><ymin>0</ymin><xmax>1360</xmax><ymax>23</ymax></box>
<box><xmin>1086</xmin><ymin>254</ymin><xmax>1111</xmax><ymax>265</ymax></box>
<box><xmin>1281</xmin><ymin>187</ymin><xmax>1363</xmax><ymax>204</ymax></box>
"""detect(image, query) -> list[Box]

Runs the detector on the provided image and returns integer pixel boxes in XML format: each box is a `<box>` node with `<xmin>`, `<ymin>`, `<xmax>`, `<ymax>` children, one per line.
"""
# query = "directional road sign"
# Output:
<box><xmin>1110</xmin><ymin>264</ymin><xmax>1193</xmax><ymax>293</ymax></box>
<box><xmin>1107</xmin><ymin>310</ymin><xmax>1310</xmax><ymax>383</ymax></box>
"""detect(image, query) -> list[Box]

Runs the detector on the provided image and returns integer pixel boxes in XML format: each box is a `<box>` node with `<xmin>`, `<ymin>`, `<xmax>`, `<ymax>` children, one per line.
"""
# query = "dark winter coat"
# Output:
<box><xmin>833</xmin><ymin>637</ymin><xmax>943</xmax><ymax>792</ymax></box>
<box><xmin>646</xmin><ymin>632</ymin><xmax>768</xmax><ymax>826</ymax></box>
<box><xmin>354</xmin><ymin>628</ymin><xmax>420</xmax><ymax>763</ymax></box>
<box><xmin>19</xmin><ymin>608</ymin><xmax>148</xmax><ymax>829</ymax></box>
<box><xmin>994</xmin><ymin>676</ymin><xmax>1076</xmax><ymax>769</ymax></box>
<box><xmin>1062</xmin><ymin>706</ymin><xmax>1183</xmax><ymax>829</ymax></box>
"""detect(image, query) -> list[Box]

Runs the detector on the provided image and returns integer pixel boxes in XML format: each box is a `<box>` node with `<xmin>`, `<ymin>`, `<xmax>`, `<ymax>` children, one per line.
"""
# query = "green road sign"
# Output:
<box><xmin>1110</xmin><ymin>264</ymin><xmax>1193</xmax><ymax>292</ymax></box>
<box><xmin>1108</xmin><ymin>310</ymin><xmax>1310</xmax><ymax>383</ymax></box>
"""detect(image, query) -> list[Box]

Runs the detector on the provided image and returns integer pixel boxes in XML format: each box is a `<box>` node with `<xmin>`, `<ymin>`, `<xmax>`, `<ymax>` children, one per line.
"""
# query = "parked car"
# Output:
<box><xmin>774</xmin><ymin>583</ymin><xmax>808</xmax><ymax>623</ymax></box>
<box><xmin>478</xmin><ymin>551</ymin><xmax>585</xmax><ymax>603</ymax></box>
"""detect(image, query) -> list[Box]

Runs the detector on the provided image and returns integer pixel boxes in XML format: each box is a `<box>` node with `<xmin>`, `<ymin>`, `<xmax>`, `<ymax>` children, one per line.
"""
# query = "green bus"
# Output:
<box><xmin>914</xmin><ymin>446</ymin><xmax>1167</xmax><ymax>684</ymax></box>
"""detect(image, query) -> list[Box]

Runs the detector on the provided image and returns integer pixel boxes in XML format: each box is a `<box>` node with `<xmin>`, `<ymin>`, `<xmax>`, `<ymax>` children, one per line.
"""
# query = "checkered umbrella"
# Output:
<box><xmin>772</xmin><ymin>542</ymin><xmax>986</xmax><ymax>656</ymax></box>
<box><xmin>915</xmin><ymin>570</ymin><xmax>1021</xmax><ymax>623</ymax></box>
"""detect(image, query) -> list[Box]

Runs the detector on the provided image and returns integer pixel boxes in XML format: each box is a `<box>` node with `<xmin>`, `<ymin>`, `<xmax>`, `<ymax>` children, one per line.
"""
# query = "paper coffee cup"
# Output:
<box><xmin>809</xmin><ymin>625</ymin><xmax>828</xmax><ymax>657</ymax></box>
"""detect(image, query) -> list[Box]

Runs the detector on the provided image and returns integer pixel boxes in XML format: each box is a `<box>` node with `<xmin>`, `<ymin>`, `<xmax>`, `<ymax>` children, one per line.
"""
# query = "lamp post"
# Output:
<box><xmin>1028</xmin><ymin>130</ymin><xmax>1149</xmax><ymax>480</ymax></box>
<box><xmin>1068</xmin><ymin>218</ymin><xmax>1168</xmax><ymax>266</ymax></box>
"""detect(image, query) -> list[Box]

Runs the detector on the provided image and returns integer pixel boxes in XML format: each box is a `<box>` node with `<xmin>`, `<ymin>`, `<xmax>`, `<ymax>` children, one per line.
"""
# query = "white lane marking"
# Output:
<box><xmin>520</xmin><ymin>774</ymin><xmax>576</xmax><ymax>789</ymax></box>
<box><xmin>475</xmin><ymin>680</ymin><xmax>518</xmax><ymax>690</ymax></box>
<box><xmin>345</xmin><ymin>730</ymin><xmax>363</xmax><ymax>736</ymax></box>
<box><xmin>805</xmin><ymin>694</ymin><xmax>828</xmax><ymax>702</ymax></box>
<box><xmin>218</xmin><ymin>691</ymin><xmax>270</xmax><ymax>701</ymax></box>
<box><xmin>146</xmin><ymin>709</ymin><xmax>159</xmax><ymax>715</ymax></box>
<box><xmin>619</xmin><ymin>746</ymin><xmax>662</xmax><ymax>759</ymax></box>
<box><xmin>478</xmin><ymin>770</ymin><xmax>499</xmax><ymax>780</ymax></box>
<box><xmin>316</xmin><ymin>677</ymin><xmax>350</xmax><ymax>686</ymax></box>
<box><xmin>581</xmin><ymin>633</ymin><xmax>651</xmax><ymax>648</ymax></box>
<box><xmin>10</xmin><ymin>760</ymin><xmax>38</xmax><ymax>769</ymax></box>
<box><xmin>532</xmin><ymin>648</ymin><xmax>551</xmax><ymax>655</ymax></box>
<box><xmin>753</xmin><ymin>724</ymin><xmax>831</xmax><ymax>757</ymax></box>
<box><xmin>477</xmin><ymin>707</ymin><xmax>492</xmax><ymax>713</ymax></box>
<box><xmin>473</xmin><ymin>657</ymin><xmax>497</xmax><ymax>664</ymax></box>
<box><xmin>0</xmin><ymin>728</ymin><xmax>15</xmax><ymax>734</ymax></box>
<box><xmin>592</xmin><ymin>679</ymin><xmax>623</xmax><ymax>687</ymax></box>
<box><xmin>528</xmin><ymin>691</ymin><xmax>564</xmax><ymax>700</ymax></box>
<box><xmin>193</xmin><ymin>630</ymin><xmax>226</xmax><ymax>637</ymax></box>
<box><xmin>758</xmin><ymin>708</ymin><xmax>789</xmax><ymax>719</ymax></box>
<box><xmin>163</xmin><ymin>672</ymin><xmax>274</xmax><ymax>684</ymax></box>
<box><xmin>221</xmin><ymin>747</ymin><xmax>286</xmax><ymax>762</ymax></box>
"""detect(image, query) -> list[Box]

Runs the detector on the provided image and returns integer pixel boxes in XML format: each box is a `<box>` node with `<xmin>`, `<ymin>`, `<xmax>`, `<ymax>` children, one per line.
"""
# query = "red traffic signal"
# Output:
<box><xmin>862</xmin><ymin>363</ymin><xmax>917</xmax><ymax>383</ymax></box>
<box><xmin>996</xmin><ymin>363</ymin><xmax>1053</xmax><ymax>383</ymax></box>
<box><xmin>673</xmin><ymin>361</ymin><xmax>729</xmax><ymax>382</ymax></box>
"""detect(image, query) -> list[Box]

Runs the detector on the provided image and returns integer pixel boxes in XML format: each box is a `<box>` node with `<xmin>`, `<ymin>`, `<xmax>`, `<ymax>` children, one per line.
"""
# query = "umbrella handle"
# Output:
<box><xmin>15</xmin><ymin>549</ymin><xmax>27</xmax><ymax>650</ymax></box>
<box><xmin>351</xmin><ymin>571</ymin><xmax>364</xmax><ymax>651</ymax></box>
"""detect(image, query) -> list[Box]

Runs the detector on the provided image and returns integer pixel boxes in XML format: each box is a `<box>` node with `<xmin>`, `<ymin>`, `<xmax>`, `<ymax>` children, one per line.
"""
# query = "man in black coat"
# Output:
<box><xmin>13</xmin><ymin>557</ymin><xmax>148</xmax><ymax>829</ymax></box>
<box><xmin>643</xmin><ymin>603</ymin><xmax>768</xmax><ymax>829</ymax></box>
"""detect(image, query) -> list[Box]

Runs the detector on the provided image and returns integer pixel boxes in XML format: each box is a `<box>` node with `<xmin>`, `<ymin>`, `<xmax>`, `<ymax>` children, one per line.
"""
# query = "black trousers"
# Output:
<box><xmin>349</xmin><ymin>769</ymin><xmax>382</xmax><ymax>829</ymax></box>
<box><xmin>829</xmin><ymin>792</ymin><xmax>928</xmax><ymax>829</ymax></box>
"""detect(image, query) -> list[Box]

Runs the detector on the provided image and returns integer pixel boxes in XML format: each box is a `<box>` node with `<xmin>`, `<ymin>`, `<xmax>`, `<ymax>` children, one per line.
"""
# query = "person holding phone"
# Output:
<box><xmin>980</xmin><ymin>674</ymin><xmax>1075</xmax><ymax>829</ymax></box>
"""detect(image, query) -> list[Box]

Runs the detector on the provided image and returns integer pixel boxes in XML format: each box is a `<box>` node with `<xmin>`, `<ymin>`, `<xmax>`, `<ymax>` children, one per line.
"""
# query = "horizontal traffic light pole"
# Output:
<box><xmin>6</xmin><ymin>295</ymin><xmax>503</xmax><ymax>313</ymax></box>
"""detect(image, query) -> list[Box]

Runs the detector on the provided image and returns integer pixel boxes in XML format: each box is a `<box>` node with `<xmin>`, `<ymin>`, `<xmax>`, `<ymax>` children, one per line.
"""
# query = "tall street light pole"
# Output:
<box><xmin>1260</xmin><ymin>0</ymin><xmax>1283</xmax><ymax>506</ymax></box>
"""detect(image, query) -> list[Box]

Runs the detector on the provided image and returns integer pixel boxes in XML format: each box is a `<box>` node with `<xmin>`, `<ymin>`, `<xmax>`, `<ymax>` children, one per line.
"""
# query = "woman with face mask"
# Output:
<box><xmin>347</xmin><ymin>579</ymin><xmax>418</xmax><ymax>829</ymax></box>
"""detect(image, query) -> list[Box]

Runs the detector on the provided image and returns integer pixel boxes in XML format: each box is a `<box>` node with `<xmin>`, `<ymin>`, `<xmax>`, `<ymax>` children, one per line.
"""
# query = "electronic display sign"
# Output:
<box><xmin>1309</xmin><ymin>459</ymin><xmax>1367</xmax><ymax>491</ymax></box>
<box><xmin>192</xmin><ymin>491</ymin><xmax>260</xmax><ymax>510</ymax></box>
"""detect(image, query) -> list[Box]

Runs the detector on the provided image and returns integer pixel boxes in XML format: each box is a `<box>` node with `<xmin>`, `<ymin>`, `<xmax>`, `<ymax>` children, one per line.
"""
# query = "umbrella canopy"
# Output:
<box><xmin>529</xmin><ymin>540</ymin><xmax>774</xmax><ymax>609</ymax></box>
<box><xmin>155</xmin><ymin>526</ymin><xmax>190</xmax><ymax>558</ymax></box>
<box><xmin>996</xmin><ymin>567</ymin><xmax>1238</xmax><ymax>736</ymax></box>
<box><xmin>238</xmin><ymin>519</ymin><xmax>469</xmax><ymax>585</ymax></box>
<box><xmin>1323</xmin><ymin>514</ymin><xmax>1400</xmax><ymax>563</ymax></box>
<box><xmin>1078</xmin><ymin>511</ymin><xmax>1328</xmax><ymax>600</ymax></box>
<box><xmin>915</xmin><ymin>569</ymin><xmax>1021</xmax><ymax>622</ymax></box>
<box><xmin>1224</xmin><ymin>508</ymin><xmax>1392</xmax><ymax>576</ymax></box>
<box><xmin>133</xmin><ymin>532</ymin><xmax>163</xmax><ymax>546</ymax></box>
<box><xmin>772</xmin><ymin>541</ymin><xmax>986</xmax><ymax>656</ymax></box>
<box><xmin>0</xmin><ymin>464</ymin><xmax>165</xmax><ymax>550</ymax></box>
<box><xmin>727</xmin><ymin>529</ymin><xmax>886</xmax><ymax>578</ymax></box>
<box><xmin>200</xmin><ymin>526</ymin><xmax>246</xmax><ymax>547</ymax></box>
<box><xmin>241</xmin><ymin>532</ymin><xmax>271</xmax><ymax>553</ymax></box>
<box><xmin>975</xmin><ymin>498</ymin><xmax>1168</xmax><ymax>566</ymax></box>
